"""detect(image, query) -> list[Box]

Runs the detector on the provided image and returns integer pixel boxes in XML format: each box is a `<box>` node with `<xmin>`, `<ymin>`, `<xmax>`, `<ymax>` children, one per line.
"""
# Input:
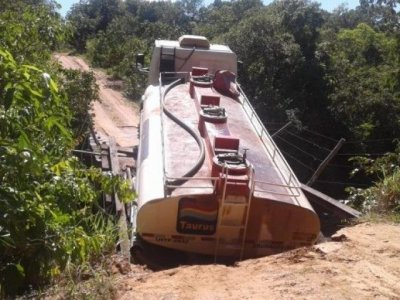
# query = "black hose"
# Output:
<box><xmin>162</xmin><ymin>78</ymin><xmax>205</xmax><ymax>187</ymax></box>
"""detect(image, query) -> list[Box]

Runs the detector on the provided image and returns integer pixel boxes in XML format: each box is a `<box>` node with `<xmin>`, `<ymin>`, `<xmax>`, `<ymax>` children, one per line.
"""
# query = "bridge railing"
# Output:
<box><xmin>236</xmin><ymin>83</ymin><xmax>302</xmax><ymax>205</ymax></box>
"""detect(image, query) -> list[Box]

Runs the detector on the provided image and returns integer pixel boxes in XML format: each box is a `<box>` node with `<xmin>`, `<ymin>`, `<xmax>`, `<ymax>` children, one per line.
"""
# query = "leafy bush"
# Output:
<box><xmin>347</xmin><ymin>169</ymin><xmax>400</xmax><ymax>213</ymax></box>
<box><xmin>57</xmin><ymin>68</ymin><xmax>99</xmax><ymax>144</ymax></box>
<box><xmin>0</xmin><ymin>50</ymin><xmax>134</xmax><ymax>296</ymax></box>
<box><xmin>111</xmin><ymin>38</ymin><xmax>148</xmax><ymax>100</ymax></box>
<box><xmin>347</xmin><ymin>143</ymin><xmax>400</xmax><ymax>213</ymax></box>
<box><xmin>0</xmin><ymin>1</ymin><xmax>64</xmax><ymax>65</ymax></box>
<box><xmin>86</xmin><ymin>30</ymin><xmax>148</xmax><ymax>100</ymax></box>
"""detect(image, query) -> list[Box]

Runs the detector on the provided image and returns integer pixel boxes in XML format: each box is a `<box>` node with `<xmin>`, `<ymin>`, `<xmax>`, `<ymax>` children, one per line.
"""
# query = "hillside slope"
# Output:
<box><xmin>117</xmin><ymin>223</ymin><xmax>400</xmax><ymax>299</ymax></box>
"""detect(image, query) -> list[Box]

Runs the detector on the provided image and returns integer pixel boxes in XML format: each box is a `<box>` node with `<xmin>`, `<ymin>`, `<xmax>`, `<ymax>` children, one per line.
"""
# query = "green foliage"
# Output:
<box><xmin>323</xmin><ymin>23</ymin><xmax>400</xmax><ymax>140</ymax></box>
<box><xmin>350</xmin><ymin>142</ymin><xmax>400</xmax><ymax>177</ymax></box>
<box><xmin>223</xmin><ymin>0</ymin><xmax>333</xmax><ymax>132</ymax></box>
<box><xmin>0</xmin><ymin>50</ymin><xmax>134</xmax><ymax>296</ymax></box>
<box><xmin>67</xmin><ymin>0</ymin><xmax>192</xmax><ymax>52</ymax></box>
<box><xmin>0</xmin><ymin>0</ymin><xmax>64</xmax><ymax>65</ymax></box>
<box><xmin>57</xmin><ymin>68</ymin><xmax>99</xmax><ymax>143</ymax></box>
<box><xmin>67</xmin><ymin>0</ymin><xmax>123</xmax><ymax>52</ymax></box>
<box><xmin>65</xmin><ymin>0</ymin><xmax>400</xmax><ymax>141</ymax></box>
<box><xmin>87</xmin><ymin>168</ymin><xmax>135</xmax><ymax>205</ymax></box>
<box><xmin>111</xmin><ymin>38</ymin><xmax>148</xmax><ymax>99</ymax></box>
<box><xmin>347</xmin><ymin>142</ymin><xmax>400</xmax><ymax>213</ymax></box>
<box><xmin>225</xmin><ymin>10</ymin><xmax>304</xmax><ymax>122</ymax></box>
<box><xmin>359</xmin><ymin>0</ymin><xmax>400</xmax><ymax>32</ymax></box>
<box><xmin>347</xmin><ymin>169</ymin><xmax>400</xmax><ymax>213</ymax></box>
<box><xmin>269</xmin><ymin>0</ymin><xmax>324</xmax><ymax>60</ymax></box>
<box><xmin>195</xmin><ymin>0</ymin><xmax>262</xmax><ymax>39</ymax></box>
<box><xmin>0</xmin><ymin>49</ymin><xmax>72</xmax><ymax>155</ymax></box>
<box><xmin>68</xmin><ymin>0</ymin><xmax>196</xmax><ymax>99</ymax></box>
<box><xmin>0</xmin><ymin>1</ymin><xmax>137</xmax><ymax>296</ymax></box>
<box><xmin>87</xmin><ymin>32</ymin><xmax>148</xmax><ymax>99</ymax></box>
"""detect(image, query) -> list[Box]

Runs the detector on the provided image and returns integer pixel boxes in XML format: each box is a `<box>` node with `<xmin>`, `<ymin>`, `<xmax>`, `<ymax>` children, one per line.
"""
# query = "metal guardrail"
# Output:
<box><xmin>236</xmin><ymin>82</ymin><xmax>302</xmax><ymax>204</ymax></box>
<box><xmin>254</xmin><ymin>180</ymin><xmax>302</xmax><ymax>198</ymax></box>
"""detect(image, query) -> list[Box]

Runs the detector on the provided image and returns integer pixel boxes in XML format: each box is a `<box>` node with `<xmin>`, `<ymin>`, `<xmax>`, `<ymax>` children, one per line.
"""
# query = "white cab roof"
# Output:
<box><xmin>155</xmin><ymin>39</ymin><xmax>234</xmax><ymax>53</ymax></box>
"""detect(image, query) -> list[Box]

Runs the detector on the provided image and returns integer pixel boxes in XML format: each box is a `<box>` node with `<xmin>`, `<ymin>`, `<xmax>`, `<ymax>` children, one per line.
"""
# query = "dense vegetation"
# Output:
<box><xmin>0</xmin><ymin>0</ymin><xmax>133</xmax><ymax>296</ymax></box>
<box><xmin>66</xmin><ymin>0</ymin><xmax>399</xmax><ymax>208</ymax></box>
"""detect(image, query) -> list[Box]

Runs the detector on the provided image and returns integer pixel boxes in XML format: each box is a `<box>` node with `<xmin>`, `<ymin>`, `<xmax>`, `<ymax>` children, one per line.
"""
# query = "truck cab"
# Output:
<box><xmin>147</xmin><ymin>35</ymin><xmax>237</xmax><ymax>85</ymax></box>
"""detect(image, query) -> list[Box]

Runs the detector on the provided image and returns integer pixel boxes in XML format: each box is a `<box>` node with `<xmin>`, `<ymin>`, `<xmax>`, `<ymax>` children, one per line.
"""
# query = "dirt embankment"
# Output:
<box><xmin>54</xmin><ymin>53</ymin><xmax>139</xmax><ymax>149</ymax></box>
<box><xmin>116</xmin><ymin>222</ymin><xmax>400</xmax><ymax>299</ymax></box>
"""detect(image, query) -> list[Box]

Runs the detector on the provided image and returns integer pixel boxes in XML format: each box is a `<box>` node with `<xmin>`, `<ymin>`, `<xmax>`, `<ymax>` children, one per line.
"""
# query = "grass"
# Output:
<box><xmin>357</xmin><ymin>212</ymin><xmax>400</xmax><ymax>224</ymax></box>
<box><xmin>39</xmin><ymin>256</ymin><xmax>119</xmax><ymax>300</ymax></box>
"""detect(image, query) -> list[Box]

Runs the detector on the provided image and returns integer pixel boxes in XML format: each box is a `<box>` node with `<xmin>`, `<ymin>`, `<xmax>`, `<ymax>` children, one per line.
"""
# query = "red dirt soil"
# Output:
<box><xmin>116</xmin><ymin>222</ymin><xmax>400</xmax><ymax>299</ymax></box>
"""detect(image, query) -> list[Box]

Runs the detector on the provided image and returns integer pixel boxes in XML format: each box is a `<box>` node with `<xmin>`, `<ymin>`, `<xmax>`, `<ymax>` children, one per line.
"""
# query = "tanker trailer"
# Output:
<box><xmin>133</xmin><ymin>35</ymin><xmax>320</xmax><ymax>260</ymax></box>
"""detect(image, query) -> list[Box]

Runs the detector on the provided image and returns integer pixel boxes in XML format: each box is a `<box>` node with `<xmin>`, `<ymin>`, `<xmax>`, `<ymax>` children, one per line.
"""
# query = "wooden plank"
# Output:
<box><xmin>301</xmin><ymin>183</ymin><xmax>361</xmax><ymax>218</ymax></box>
<box><xmin>101</xmin><ymin>144</ymin><xmax>110</xmax><ymax>170</ymax></box>
<box><xmin>109</xmin><ymin>137</ymin><xmax>123</xmax><ymax>212</ymax></box>
<box><xmin>307</xmin><ymin>138</ymin><xmax>346</xmax><ymax>186</ymax></box>
<box><xmin>301</xmin><ymin>184</ymin><xmax>360</xmax><ymax>236</ymax></box>
<box><xmin>117</xmin><ymin>202</ymin><xmax>131</xmax><ymax>261</ymax></box>
<box><xmin>100</xmin><ymin>144</ymin><xmax>112</xmax><ymax>204</ymax></box>
<box><xmin>108</xmin><ymin>137</ymin><xmax>131</xmax><ymax>260</ymax></box>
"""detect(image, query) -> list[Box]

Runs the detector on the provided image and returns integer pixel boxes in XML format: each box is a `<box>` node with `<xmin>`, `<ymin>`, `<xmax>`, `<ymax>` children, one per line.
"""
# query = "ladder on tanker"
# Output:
<box><xmin>213</xmin><ymin>165</ymin><xmax>255</xmax><ymax>263</ymax></box>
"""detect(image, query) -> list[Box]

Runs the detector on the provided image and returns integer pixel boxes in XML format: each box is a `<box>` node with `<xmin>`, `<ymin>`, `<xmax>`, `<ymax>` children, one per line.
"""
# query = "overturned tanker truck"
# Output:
<box><xmin>132</xmin><ymin>35</ymin><xmax>320</xmax><ymax>261</ymax></box>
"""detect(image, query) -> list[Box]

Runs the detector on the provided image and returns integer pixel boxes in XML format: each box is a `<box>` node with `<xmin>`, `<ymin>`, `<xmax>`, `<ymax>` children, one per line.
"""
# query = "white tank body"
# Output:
<box><xmin>136</xmin><ymin>85</ymin><xmax>165</xmax><ymax>207</ymax></box>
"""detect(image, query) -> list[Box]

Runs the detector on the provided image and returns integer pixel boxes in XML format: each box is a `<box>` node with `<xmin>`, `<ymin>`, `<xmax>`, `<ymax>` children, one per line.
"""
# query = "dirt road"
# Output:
<box><xmin>55</xmin><ymin>53</ymin><xmax>139</xmax><ymax>149</ymax></box>
<box><xmin>116</xmin><ymin>222</ymin><xmax>400</xmax><ymax>299</ymax></box>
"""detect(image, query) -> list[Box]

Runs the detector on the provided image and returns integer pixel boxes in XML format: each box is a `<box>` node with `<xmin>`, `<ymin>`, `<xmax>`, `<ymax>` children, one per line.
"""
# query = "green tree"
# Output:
<box><xmin>224</xmin><ymin>1</ymin><xmax>332</xmax><ymax>131</ymax></box>
<box><xmin>323</xmin><ymin>23</ymin><xmax>400</xmax><ymax>141</ymax></box>
<box><xmin>324</xmin><ymin>5</ymin><xmax>372</xmax><ymax>32</ymax></box>
<box><xmin>0</xmin><ymin>2</ymin><xmax>134</xmax><ymax>296</ymax></box>
<box><xmin>67</xmin><ymin>0</ymin><xmax>123</xmax><ymax>52</ymax></box>
<box><xmin>0</xmin><ymin>49</ymin><xmax>133</xmax><ymax>296</ymax></box>
<box><xmin>347</xmin><ymin>143</ymin><xmax>400</xmax><ymax>213</ymax></box>
<box><xmin>0</xmin><ymin>0</ymin><xmax>64</xmax><ymax>64</ymax></box>
<box><xmin>225</xmin><ymin>10</ymin><xmax>304</xmax><ymax>122</ymax></box>
<box><xmin>179</xmin><ymin>0</ymin><xmax>203</xmax><ymax>21</ymax></box>
<box><xmin>195</xmin><ymin>0</ymin><xmax>262</xmax><ymax>40</ymax></box>
<box><xmin>359</xmin><ymin>0</ymin><xmax>400</xmax><ymax>32</ymax></box>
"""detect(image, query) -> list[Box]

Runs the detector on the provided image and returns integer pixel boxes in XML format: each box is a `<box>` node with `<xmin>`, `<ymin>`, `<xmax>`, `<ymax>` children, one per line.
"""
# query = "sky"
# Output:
<box><xmin>57</xmin><ymin>0</ymin><xmax>361</xmax><ymax>17</ymax></box>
